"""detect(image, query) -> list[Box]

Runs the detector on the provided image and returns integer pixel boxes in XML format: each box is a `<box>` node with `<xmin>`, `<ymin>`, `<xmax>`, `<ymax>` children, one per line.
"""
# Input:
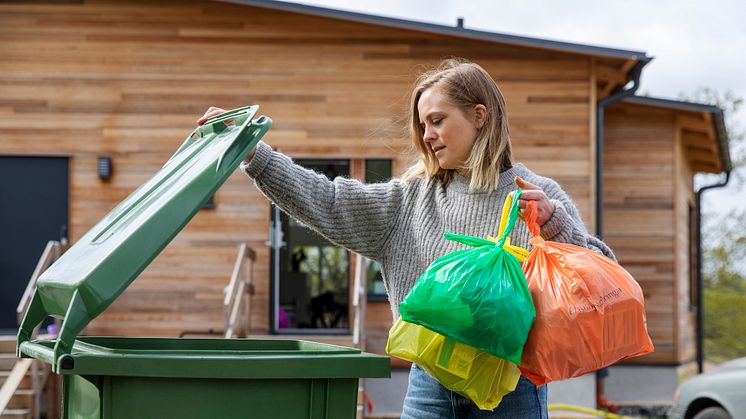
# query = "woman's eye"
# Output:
<box><xmin>432</xmin><ymin>119</ymin><xmax>442</xmax><ymax>125</ymax></box>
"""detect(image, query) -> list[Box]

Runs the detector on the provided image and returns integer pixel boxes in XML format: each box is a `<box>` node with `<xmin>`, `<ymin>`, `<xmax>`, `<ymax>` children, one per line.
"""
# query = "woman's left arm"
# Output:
<box><xmin>515</xmin><ymin>175</ymin><xmax>616</xmax><ymax>261</ymax></box>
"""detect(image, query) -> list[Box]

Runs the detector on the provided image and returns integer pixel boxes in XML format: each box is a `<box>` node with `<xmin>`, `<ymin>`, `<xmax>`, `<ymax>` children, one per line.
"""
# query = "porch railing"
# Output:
<box><xmin>4</xmin><ymin>240</ymin><xmax>64</xmax><ymax>419</ymax></box>
<box><xmin>16</xmin><ymin>240</ymin><xmax>62</xmax><ymax>325</ymax></box>
<box><xmin>352</xmin><ymin>253</ymin><xmax>368</xmax><ymax>348</ymax></box>
<box><xmin>223</xmin><ymin>243</ymin><xmax>256</xmax><ymax>338</ymax></box>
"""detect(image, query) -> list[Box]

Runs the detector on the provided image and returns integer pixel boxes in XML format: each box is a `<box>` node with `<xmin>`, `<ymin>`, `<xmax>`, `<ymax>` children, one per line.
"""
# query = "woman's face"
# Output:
<box><xmin>417</xmin><ymin>88</ymin><xmax>483</xmax><ymax>172</ymax></box>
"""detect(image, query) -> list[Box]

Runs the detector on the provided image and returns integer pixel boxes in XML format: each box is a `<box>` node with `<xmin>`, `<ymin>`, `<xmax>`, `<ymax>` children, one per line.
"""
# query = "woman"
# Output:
<box><xmin>198</xmin><ymin>58</ymin><xmax>614</xmax><ymax>418</ymax></box>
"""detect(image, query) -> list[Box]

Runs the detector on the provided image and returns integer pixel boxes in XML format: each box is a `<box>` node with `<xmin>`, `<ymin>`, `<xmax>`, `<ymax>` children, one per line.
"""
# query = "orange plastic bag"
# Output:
<box><xmin>518</xmin><ymin>201</ymin><xmax>654</xmax><ymax>386</ymax></box>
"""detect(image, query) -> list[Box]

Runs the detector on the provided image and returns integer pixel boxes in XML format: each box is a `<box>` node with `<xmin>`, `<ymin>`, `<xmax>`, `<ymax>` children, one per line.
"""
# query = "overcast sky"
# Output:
<box><xmin>294</xmin><ymin>0</ymin><xmax>745</xmax><ymax>215</ymax></box>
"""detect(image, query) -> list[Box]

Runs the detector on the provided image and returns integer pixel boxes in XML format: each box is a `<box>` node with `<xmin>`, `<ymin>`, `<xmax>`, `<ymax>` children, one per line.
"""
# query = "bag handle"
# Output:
<box><xmin>445</xmin><ymin>188</ymin><xmax>522</xmax><ymax>251</ymax></box>
<box><xmin>444</xmin><ymin>232</ymin><xmax>495</xmax><ymax>248</ymax></box>
<box><xmin>487</xmin><ymin>190</ymin><xmax>529</xmax><ymax>261</ymax></box>
<box><xmin>497</xmin><ymin>190</ymin><xmax>517</xmax><ymax>238</ymax></box>
<box><xmin>495</xmin><ymin>188</ymin><xmax>522</xmax><ymax>247</ymax></box>
<box><xmin>524</xmin><ymin>199</ymin><xmax>541</xmax><ymax>238</ymax></box>
<box><xmin>525</xmin><ymin>199</ymin><xmax>593</xmax><ymax>301</ymax></box>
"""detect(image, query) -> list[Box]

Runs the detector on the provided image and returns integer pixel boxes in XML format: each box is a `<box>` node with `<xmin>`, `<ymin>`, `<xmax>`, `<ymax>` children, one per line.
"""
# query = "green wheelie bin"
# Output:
<box><xmin>16</xmin><ymin>105</ymin><xmax>391</xmax><ymax>418</ymax></box>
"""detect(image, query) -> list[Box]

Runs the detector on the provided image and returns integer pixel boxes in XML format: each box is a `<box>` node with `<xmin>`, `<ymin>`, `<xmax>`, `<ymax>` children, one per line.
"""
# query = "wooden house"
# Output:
<box><xmin>602</xmin><ymin>96</ymin><xmax>730</xmax><ymax>403</ymax></box>
<box><xmin>0</xmin><ymin>0</ymin><xmax>731</xmax><ymax>414</ymax></box>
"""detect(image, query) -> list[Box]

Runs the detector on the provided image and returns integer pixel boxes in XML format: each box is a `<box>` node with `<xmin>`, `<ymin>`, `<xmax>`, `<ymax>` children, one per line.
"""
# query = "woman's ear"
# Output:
<box><xmin>474</xmin><ymin>104</ymin><xmax>487</xmax><ymax>129</ymax></box>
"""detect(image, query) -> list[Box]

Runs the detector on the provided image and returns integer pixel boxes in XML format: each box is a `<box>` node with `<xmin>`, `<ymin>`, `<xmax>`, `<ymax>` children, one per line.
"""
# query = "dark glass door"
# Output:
<box><xmin>0</xmin><ymin>156</ymin><xmax>69</xmax><ymax>334</ymax></box>
<box><xmin>270</xmin><ymin>159</ymin><xmax>350</xmax><ymax>333</ymax></box>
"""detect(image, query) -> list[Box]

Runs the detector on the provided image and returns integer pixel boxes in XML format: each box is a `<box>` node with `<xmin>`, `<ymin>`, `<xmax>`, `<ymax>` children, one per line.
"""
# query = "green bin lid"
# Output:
<box><xmin>17</xmin><ymin>105</ymin><xmax>271</xmax><ymax>366</ymax></box>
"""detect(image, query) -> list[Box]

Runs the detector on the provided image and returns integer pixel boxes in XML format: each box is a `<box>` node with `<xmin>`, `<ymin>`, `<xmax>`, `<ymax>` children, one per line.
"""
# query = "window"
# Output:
<box><xmin>271</xmin><ymin>160</ymin><xmax>351</xmax><ymax>333</ymax></box>
<box><xmin>365</xmin><ymin>159</ymin><xmax>393</xmax><ymax>301</ymax></box>
<box><xmin>202</xmin><ymin>194</ymin><xmax>215</xmax><ymax>209</ymax></box>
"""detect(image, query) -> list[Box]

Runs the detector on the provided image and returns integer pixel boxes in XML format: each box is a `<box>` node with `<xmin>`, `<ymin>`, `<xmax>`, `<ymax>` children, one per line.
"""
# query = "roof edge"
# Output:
<box><xmin>623</xmin><ymin>96</ymin><xmax>721</xmax><ymax>114</ymax></box>
<box><xmin>624</xmin><ymin>96</ymin><xmax>731</xmax><ymax>171</ymax></box>
<box><xmin>216</xmin><ymin>0</ymin><xmax>652</xmax><ymax>62</ymax></box>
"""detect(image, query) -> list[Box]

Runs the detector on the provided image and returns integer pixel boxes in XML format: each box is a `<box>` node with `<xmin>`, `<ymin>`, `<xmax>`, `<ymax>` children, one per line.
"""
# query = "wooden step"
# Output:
<box><xmin>0</xmin><ymin>370</ymin><xmax>44</xmax><ymax>389</ymax></box>
<box><xmin>0</xmin><ymin>337</ymin><xmax>16</xmax><ymax>355</ymax></box>
<box><xmin>0</xmin><ymin>355</ymin><xmax>19</xmax><ymax>371</ymax></box>
<box><xmin>6</xmin><ymin>389</ymin><xmax>33</xmax><ymax>410</ymax></box>
<box><xmin>0</xmin><ymin>360</ymin><xmax>33</xmax><ymax>413</ymax></box>
<box><xmin>0</xmin><ymin>408</ymin><xmax>31</xmax><ymax>419</ymax></box>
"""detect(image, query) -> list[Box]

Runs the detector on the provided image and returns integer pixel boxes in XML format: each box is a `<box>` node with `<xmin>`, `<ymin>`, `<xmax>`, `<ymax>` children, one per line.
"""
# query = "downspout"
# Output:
<box><xmin>594</xmin><ymin>60</ymin><xmax>647</xmax><ymax>412</ymax></box>
<box><xmin>595</xmin><ymin>61</ymin><xmax>646</xmax><ymax>238</ymax></box>
<box><xmin>695</xmin><ymin>171</ymin><xmax>731</xmax><ymax>373</ymax></box>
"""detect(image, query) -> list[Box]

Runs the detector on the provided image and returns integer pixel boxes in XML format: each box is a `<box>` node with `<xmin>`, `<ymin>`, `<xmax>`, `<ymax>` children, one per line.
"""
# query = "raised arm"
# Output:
<box><xmin>240</xmin><ymin>141</ymin><xmax>405</xmax><ymax>260</ymax></box>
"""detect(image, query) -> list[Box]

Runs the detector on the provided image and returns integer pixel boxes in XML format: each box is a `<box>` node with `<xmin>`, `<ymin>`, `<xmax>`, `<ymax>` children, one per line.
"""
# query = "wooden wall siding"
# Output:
<box><xmin>364</xmin><ymin>302</ymin><xmax>394</xmax><ymax>355</ymax></box>
<box><xmin>675</xmin><ymin>118</ymin><xmax>697</xmax><ymax>363</ymax></box>
<box><xmin>604</xmin><ymin>103</ymin><xmax>677</xmax><ymax>364</ymax></box>
<box><xmin>1</xmin><ymin>0</ymin><xmax>597</xmax><ymax>337</ymax></box>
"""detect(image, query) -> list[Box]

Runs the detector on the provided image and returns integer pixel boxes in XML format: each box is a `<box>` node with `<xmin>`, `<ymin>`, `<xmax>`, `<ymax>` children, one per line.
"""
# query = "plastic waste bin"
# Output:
<box><xmin>16</xmin><ymin>105</ymin><xmax>391</xmax><ymax>418</ymax></box>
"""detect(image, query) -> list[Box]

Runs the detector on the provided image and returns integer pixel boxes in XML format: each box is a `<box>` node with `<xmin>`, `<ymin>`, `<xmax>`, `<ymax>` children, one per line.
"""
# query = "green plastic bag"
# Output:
<box><xmin>399</xmin><ymin>190</ymin><xmax>535</xmax><ymax>364</ymax></box>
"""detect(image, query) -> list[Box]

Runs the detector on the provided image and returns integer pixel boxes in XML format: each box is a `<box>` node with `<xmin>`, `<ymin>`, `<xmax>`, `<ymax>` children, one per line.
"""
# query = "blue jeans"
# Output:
<box><xmin>401</xmin><ymin>364</ymin><xmax>548</xmax><ymax>419</ymax></box>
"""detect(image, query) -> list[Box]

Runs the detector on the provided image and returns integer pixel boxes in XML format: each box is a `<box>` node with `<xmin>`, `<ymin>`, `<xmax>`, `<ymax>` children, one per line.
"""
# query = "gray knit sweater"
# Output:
<box><xmin>241</xmin><ymin>141</ymin><xmax>615</xmax><ymax>320</ymax></box>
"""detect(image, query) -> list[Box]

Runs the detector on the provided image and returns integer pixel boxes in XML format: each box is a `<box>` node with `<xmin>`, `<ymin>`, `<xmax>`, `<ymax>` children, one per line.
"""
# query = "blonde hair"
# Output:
<box><xmin>401</xmin><ymin>58</ymin><xmax>513</xmax><ymax>192</ymax></box>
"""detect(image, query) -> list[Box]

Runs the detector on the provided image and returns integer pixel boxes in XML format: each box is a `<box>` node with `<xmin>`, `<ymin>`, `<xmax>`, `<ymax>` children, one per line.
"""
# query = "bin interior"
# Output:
<box><xmin>34</xmin><ymin>336</ymin><xmax>359</xmax><ymax>355</ymax></box>
<box><xmin>20</xmin><ymin>336</ymin><xmax>391</xmax><ymax>380</ymax></box>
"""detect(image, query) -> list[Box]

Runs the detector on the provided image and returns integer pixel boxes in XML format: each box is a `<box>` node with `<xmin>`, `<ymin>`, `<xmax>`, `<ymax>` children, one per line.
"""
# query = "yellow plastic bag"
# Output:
<box><xmin>386</xmin><ymin>193</ymin><xmax>526</xmax><ymax>410</ymax></box>
<box><xmin>386</xmin><ymin>318</ymin><xmax>521</xmax><ymax>410</ymax></box>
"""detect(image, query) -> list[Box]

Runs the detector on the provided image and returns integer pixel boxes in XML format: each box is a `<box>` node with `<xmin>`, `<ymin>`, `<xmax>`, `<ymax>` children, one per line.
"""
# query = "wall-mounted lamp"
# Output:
<box><xmin>202</xmin><ymin>194</ymin><xmax>216</xmax><ymax>209</ymax></box>
<box><xmin>98</xmin><ymin>155</ymin><xmax>112</xmax><ymax>180</ymax></box>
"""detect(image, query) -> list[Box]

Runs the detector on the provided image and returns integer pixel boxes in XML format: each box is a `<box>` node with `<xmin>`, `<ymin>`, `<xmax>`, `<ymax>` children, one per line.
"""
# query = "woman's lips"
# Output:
<box><xmin>433</xmin><ymin>145</ymin><xmax>445</xmax><ymax>154</ymax></box>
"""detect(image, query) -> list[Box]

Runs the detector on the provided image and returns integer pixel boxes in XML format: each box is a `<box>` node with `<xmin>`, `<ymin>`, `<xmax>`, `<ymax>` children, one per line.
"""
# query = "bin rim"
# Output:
<box><xmin>18</xmin><ymin>336</ymin><xmax>392</xmax><ymax>379</ymax></box>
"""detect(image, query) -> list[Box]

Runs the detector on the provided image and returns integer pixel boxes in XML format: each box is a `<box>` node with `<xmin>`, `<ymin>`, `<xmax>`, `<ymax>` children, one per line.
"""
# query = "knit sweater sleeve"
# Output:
<box><xmin>239</xmin><ymin>141</ymin><xmax>404</xmax><ymax>261</ymax></box>
<box><xmin>522</xmin><ymin>170</ymin><xmax>617</xmax><ymax>261</ymax></box>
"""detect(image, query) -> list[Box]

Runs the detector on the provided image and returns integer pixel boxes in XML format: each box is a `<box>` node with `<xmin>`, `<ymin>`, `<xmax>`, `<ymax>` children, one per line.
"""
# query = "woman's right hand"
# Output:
<box><xmin>196</xmin><ymin>106</ymin><xmax>257</xmax><ymax>163</ymax></box>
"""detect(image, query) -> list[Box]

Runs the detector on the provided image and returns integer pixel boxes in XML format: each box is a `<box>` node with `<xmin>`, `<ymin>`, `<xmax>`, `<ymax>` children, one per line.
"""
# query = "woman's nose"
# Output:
<box><xmin>423</xmin><ymin>126</ymin><xmax>436</xmax><ymax>142</ymax></box>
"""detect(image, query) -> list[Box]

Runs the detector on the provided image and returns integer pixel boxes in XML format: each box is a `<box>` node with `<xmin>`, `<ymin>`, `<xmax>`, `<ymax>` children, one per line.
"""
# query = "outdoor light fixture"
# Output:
<box><xmin>203</xmin><ymin>194</ymin><xmax>216</xmax><ymax>209</ymax></box>
<box><xmin>98</xmin><ymin>156</ymin><xmax>112</xmax><ymax>180</ymax></box>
